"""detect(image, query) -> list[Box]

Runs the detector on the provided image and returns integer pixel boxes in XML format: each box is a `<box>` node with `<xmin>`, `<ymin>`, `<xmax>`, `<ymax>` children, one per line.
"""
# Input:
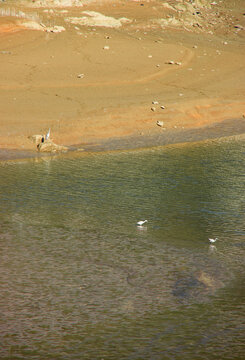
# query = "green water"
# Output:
<box><xmin>0</xmin><ymin>138</ymin><xmax>244</xmax><ymax>359</ymax></box>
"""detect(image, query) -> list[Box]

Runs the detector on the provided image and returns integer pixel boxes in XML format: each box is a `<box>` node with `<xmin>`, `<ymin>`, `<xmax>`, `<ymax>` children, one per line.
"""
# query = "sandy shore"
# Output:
<box><xmin>0</xmin><ymin>0</ymin><xmax>244</xmax><ymax>159</ymax></box>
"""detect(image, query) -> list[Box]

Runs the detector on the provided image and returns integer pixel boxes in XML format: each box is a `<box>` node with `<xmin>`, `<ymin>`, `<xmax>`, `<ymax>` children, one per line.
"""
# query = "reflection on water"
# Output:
<box><xmin>0</xmin><ymin>138</ymin><xmax>244</xmax><ymax>359</ymax></box>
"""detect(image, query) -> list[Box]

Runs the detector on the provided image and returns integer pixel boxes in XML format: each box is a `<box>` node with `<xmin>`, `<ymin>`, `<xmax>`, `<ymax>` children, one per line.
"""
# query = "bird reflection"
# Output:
<box><xmin>209</xmin><ymin>244</ymin><xmax>217</xmax><ymax>253</ymax></box>
<box><xmin>137</xmin><ymin>225</ymin><xmax>147</xmax><ymax>231</ymax></box>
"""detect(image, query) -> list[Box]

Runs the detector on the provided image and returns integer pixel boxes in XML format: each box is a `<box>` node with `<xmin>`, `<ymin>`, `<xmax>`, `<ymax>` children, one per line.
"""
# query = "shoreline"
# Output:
<box><xmin>1</xmin><ymin>117</ymin><xmax>244</xmax><ymax>162</ymax></box>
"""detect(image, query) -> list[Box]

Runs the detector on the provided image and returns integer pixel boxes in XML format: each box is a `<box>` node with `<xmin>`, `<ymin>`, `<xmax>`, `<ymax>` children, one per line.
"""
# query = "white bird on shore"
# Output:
<box><xmin>45</xmin><ymin>128</ymin><xmax>50</xmax><ymax>140</ymax></box>
<box><xmin>209</xmin><ymin>237</ymin><xmax>218</xmax><ymax>243</ymax></box>
<box><xmin>137</xmin><ymin>220</ymin><xmax>148</xmax><ymax>226</ymax></box>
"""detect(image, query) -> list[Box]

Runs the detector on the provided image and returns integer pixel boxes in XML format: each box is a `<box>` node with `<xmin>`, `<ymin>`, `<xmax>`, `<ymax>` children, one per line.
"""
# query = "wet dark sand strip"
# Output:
<box><xmin>80</xmin><ymin>118</ymin><xmax>245</xmax><ymax>152</ymax></box>
<box><xmin>1</xmin><ymin>118</ymin><xmax>244</xmax><ymax>161</ymax></box>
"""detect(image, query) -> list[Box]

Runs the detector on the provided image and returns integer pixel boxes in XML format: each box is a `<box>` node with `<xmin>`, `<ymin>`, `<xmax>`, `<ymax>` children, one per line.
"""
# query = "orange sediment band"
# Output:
<box><xmin>0</xmin><ymin>23</ymin><xmax>23</xmax><ymax>35</ymax></box>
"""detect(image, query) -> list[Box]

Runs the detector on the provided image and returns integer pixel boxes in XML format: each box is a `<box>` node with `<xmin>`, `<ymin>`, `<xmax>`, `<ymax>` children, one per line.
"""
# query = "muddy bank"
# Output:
<box><xmin>0</xmin><ymin>0</ymin><xmax>244</xmax><ymax>159</ymax></box>
<box><xmin>1</xmin><ymin>118</ymin><xmax>244</xmax><ymax>161</ymax></box>
<box><xmin>80</xmin><ymin>117</ymin><xmax>245</xmax><ymax>152</ymax></box>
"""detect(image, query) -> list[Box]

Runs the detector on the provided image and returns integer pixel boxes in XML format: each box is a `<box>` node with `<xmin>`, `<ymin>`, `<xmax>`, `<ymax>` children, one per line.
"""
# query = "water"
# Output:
<box><xmin>0</xmin><ymin>138</ymin><xmax>244</xmax><ymax>359</ymax></box>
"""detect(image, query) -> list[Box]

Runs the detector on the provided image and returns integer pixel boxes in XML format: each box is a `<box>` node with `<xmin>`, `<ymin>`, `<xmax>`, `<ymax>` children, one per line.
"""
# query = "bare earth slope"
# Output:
<box><xmin>0</xmin><ymin>0</ymin><xmax>244</xmax><ymax>154</ymax></box>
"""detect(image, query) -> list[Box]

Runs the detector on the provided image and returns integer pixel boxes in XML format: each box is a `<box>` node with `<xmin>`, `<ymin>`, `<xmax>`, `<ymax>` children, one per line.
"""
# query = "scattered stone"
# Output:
<box><xmin>0</xmin><ymin>50</ymin><xmax>12</xmax><ymax>54</ymax></box>
<box><xmin>65</xmin><ymin>12</ymin><xmax>131</xmax><ymax>29</ymax></box>
<box><xmin>193</xmin><ymin>45</ymin><xmax>198</xmax><ymax>48</ymax></box>
<box><xmin>156</xmin><ymin>64</ymin><xmax>160</xmax><ymax>67</ymax></box>
<box><xmin>148</xmin><ymin>55</ymin><xmax>153</xmax><ymax>58</ymax></box>
<box><xmin>151</xmin><ymin>107</ymin><xmax>156</xmax><ymax>112</ymax></box>
<box><xmin>77</xmin><ymin>73</ymin><xmax>85</xmax><ymax>78</ymax></box>
<box><xmin>152</xmin><ymin>101</ymin><xmax>159</xmax><ymax>105</ymax></box>
<box><xmin>234</xmin><ymin>24</ymin><xmax>244</xmax><ymax>30</ymax></box>
<box><xmin>103</xmin><ymin>45</ymin><xmax>110</xmax><ymax>50</ymax></box>
<box><xmin>156</xmin><ymin>120</ymin><xmax>164</xmax><ymax>127</ymax></box>
<box><xmin>160</xmin><ymin>105</ymin><xmax>165</xmax><ymax>109</ymax></box>
<box><xmin>17</xmin><ymin>20</ymin><xmax>45</xmax><ymax>31</ymax></box>
<box><xmin>166</xmin><ymin>61</ymin><xmax>181</xmax><ymax>65</ymax></box>
<box><xmin>161</xmin><ymin>3</ymin><xmax>176</xmax><ymax>11</ymax></box>
<box><xmin>45</xmin><ymin>25</ymin><xmax>65</xmax><ymax>33</ymax></box>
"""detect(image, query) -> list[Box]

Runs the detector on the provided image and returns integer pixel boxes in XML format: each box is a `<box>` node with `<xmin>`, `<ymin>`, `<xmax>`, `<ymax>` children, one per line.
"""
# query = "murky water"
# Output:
<box><xmin>0</xmin><ymin>138</ymin><xmax>244</xmax><ymax>359</ymax></box>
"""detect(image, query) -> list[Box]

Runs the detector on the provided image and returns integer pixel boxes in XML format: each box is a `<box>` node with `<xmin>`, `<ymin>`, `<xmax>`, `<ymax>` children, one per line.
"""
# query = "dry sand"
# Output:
<box><xmin>0</xmin><ymin>0</ymin><xmax>245</xmax><ymax>158</ymax></box>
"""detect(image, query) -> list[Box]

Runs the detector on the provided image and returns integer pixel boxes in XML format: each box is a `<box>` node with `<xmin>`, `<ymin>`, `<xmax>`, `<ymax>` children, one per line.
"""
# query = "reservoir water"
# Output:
<box><xmin>0</xmin><ymin>138</ymin><xmax>244</xmax><ymax>359</ymax></box>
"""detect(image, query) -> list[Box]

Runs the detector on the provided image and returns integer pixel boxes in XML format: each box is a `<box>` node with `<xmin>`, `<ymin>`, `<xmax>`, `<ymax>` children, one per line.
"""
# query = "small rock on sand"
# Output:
<box><xmin>166</xmin><ymin>61</ymin><xmax>181</xmax><ymax>65</ymax></box>
<box><xmin>156</xmin><ymin>120</ymin><xmax>164</xmax><ymax>127</ymax></box>
<box><xmin>29</xmin><ymin>134</ymin><xmax>68</xmax><ymax>153</ymax></box>
<box><xmin>45</xmin><ymin>25</ymin><xmax>65</xmax><ymax>33</ymax></box>
<box><xmin>38</xmin><ymin>140</ymin><xmax>68</xmax><ymax>153</ymax></box>
<box><xmin>28</xmin><ymin>134</ymin><xmax>44</xmax><ymax>145</ymax></box>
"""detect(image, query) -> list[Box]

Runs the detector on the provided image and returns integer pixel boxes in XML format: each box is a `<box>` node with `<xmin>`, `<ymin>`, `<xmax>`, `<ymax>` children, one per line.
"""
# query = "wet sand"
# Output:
<box><xmin>0</xmin><ymin>0</ymin><xmax>245</xmax><ymax>160</ymax></box>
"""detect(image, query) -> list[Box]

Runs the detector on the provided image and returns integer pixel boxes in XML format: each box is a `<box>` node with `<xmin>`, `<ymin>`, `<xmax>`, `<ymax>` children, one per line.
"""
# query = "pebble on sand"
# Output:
<box><xmin>156</xmin><ymin>121</ymin><xmax>164</xmax><ymax>127</ymax></box>
<box><xmin>166</xmin><ymin>61</ymin><xmax>182</xmax><ymax>65</ymax></box>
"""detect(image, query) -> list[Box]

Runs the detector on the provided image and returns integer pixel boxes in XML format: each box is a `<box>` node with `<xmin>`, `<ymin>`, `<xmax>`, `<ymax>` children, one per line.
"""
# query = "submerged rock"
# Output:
<box><xmin>173</xmin><ymin>276</ymin><xmax>205</xmax><ymax>301</ymax></box>
<box><xmin>173</xmin><ymin>270</ymin><xmax>224</xmax><ymax>304</ymax></box>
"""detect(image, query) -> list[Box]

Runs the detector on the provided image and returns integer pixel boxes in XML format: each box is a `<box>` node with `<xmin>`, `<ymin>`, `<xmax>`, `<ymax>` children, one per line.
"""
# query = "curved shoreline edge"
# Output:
<box><xmin>1</xmin><ymin>117</ymin><xmax>244</xmax><ymax>162</ymax></box>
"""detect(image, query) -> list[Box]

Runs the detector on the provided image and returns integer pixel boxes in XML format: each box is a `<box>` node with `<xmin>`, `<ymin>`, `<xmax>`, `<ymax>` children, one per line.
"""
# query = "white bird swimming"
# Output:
<box><xmin>45</xmin><ymin>128</ymin><xmax>50</xmax><ymax>140</ymax></box>
<box><xmin>137</xmin><ymin>220</ymin><xmax>148</xmax><ymax>226</ymax></box>
<box><xmin>209</xmin><ymin>237</ymin><xmax>218</xmax><ymax>243</ymax></box>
